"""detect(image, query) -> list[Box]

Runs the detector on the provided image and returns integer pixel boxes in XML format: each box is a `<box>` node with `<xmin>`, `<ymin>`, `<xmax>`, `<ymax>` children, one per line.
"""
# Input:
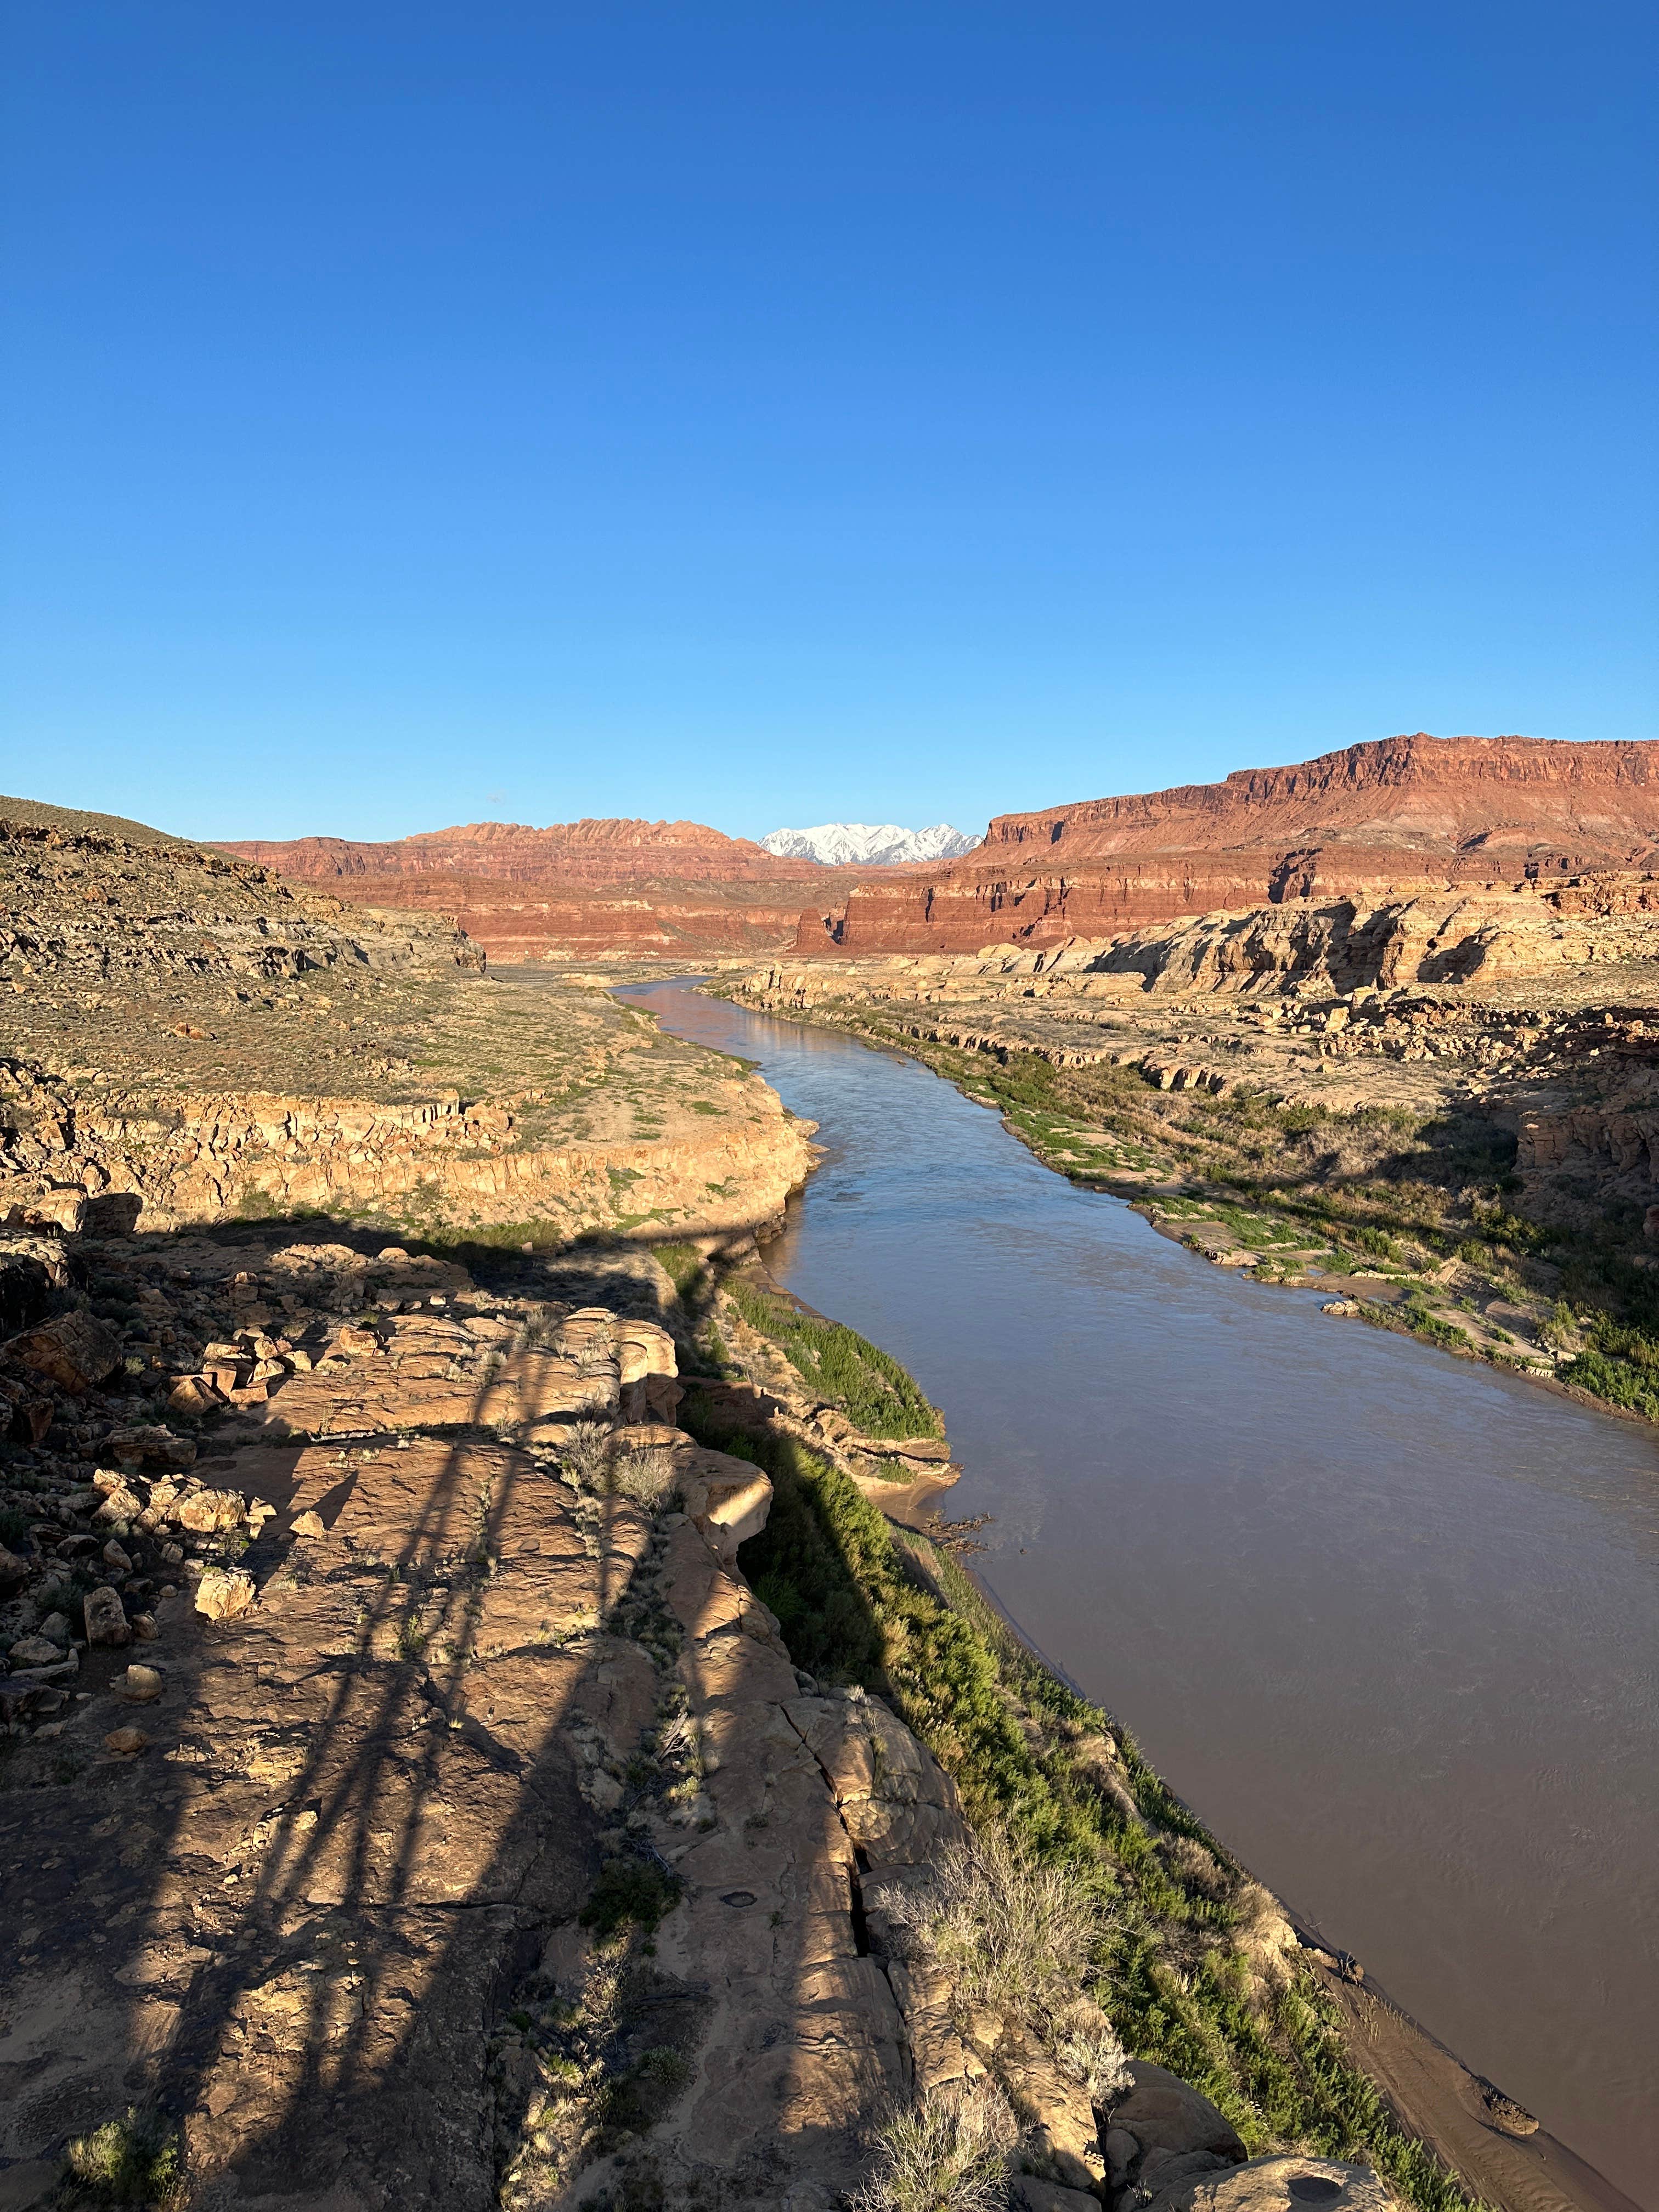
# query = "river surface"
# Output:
<box><xmin>624</xmin><ymin>978</ymin><xmax>1659</xmax><ymax>2203</ymax></box>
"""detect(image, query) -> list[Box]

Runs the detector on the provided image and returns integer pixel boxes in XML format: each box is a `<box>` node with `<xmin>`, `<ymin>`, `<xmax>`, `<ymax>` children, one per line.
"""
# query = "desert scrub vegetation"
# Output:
<box><xmin>724</xmin><ymin>1276</ymin><xmax>942</xmax><ymax>1440</ymax></box>
<box><xmin>851</xmin><ymin>2080</ymin><xmax>1019</xmax><ymax>2212</ymax></box>
<box><xmin>874</xmin><ymin>1830</ymin><xmax>1132</xmax><ymax>2102</ymax></box>
<box><xmin>833</xmin><ymin>1015</ymin><xmax>1526</xmax><ymax>1278</ymax></box>
<box><xmin>608</xmin><ymin>1442</ymin><xmax>678</xmax><ymax>1511</ymax></box>
<box><xmin>61</xmin><ymin>2107</ymin><xmax>181</xmax><ymax>2207</ymax></box>
<box><xmin>689</xmin><ymin>1391</ymin><xmax>1477</xmax><ymax>2212</ymax></box>
<box><xmin>494</xmin><ymin>1912</ymin><xmax>703</xmax><ymax>2209</ymax></box>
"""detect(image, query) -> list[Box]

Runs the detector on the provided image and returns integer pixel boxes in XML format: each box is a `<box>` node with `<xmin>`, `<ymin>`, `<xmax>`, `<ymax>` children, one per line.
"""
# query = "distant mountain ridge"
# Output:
<box><xmin>220</xmin><ymin>812</ymin><xmax>891</xmax><ymax>961</ymax></box>
<box><xmin>224</xmin><ymin>816</ymin><xmax>817</xmax><ymax>886</ymax></box>
<box><xmin>761</xmin><ymin>822</ymin><xmax>978</xmax><ymax>866</ymax></box>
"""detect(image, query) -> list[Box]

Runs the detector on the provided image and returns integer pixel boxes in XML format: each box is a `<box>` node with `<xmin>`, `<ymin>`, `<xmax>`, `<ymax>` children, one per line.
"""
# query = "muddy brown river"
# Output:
<box><xmin>625</xmin><ymin>979</ymin><xmax>1659</xmax><ymax>2203</ymax></box>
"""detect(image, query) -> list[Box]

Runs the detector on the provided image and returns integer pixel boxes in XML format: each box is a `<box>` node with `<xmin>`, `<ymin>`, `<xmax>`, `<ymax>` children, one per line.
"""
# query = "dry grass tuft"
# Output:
<box><xmin>850</xmin><ymin>2080</ymin><xmax>1018</xmax><ymax>2212</ymax></box>
<box><xmin>608</xmin><ymin>1444</ymin><xmax>678</xmax><ymax>1511</ymax></box>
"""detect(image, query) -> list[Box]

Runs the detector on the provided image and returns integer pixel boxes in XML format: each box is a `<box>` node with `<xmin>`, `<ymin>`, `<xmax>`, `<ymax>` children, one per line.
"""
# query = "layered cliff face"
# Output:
<box><xmin>224</xmin><ymin>816</ymin><xmax>822</xmax><ymax>886</ymax></box>
<box><xmin>0</xmin><ymin>809</ymin><xmax>813</xmax><ymax>1239</ymax></box>
<box><xmin>221</xmin><ymin>817</ymin><xmax>882</xmax><ymax>962</ymax></box>
<box><xmin>219</xmin><ymin>817</ymin><xmax>968</xmax><ymax>961</ymax></box>
<box><xmin>802</xmin><ymin>735</ymin><xmax>1659</xmax><ymax>955</ymax></box>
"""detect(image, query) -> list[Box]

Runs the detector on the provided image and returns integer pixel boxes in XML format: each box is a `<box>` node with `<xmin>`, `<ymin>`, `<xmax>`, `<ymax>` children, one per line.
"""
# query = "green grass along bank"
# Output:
<box><xmin>715</xmin><ymin>990</ymin><xmax>1659</xmax><ymax>1442</ymax></box>
<box><xmin>677</xmin><ymin>1385</ymin><xmax>1477</xmax><ymax>2212</ymax></box>
<box><xmin>645</xmin><ymin>1234</ymin><xmax>1481</xmax><ymax>2212</ymax></box>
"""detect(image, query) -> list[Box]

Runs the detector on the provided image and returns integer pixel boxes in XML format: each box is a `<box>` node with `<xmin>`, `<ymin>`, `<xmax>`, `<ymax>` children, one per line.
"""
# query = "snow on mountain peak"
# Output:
<box><xmin>760</xmin><ymin>822</ymin><xmax>979</xmax><ymax>867</ymax></box>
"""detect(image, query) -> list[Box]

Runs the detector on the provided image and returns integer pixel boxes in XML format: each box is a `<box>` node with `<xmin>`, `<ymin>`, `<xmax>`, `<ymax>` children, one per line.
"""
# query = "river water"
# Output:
<box><xmin>624</xmin><ymin>978</ymin><xmax>1659</xmax><ymax>2202</ymax></box>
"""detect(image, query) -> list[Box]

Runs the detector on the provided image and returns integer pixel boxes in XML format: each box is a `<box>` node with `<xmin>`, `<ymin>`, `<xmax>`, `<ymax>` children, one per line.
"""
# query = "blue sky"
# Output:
<box><xmin>4</xmin><ymin>2</ymin><xmax>1654</xmax><ymax>843</ymax></box>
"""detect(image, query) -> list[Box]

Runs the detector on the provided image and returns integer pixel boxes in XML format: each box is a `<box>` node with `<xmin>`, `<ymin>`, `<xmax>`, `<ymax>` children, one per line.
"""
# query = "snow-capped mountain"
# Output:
<box><xmin>760</xmin><ymin>822</ymin><xmax>979</xmax><ymax>867</ymax></box>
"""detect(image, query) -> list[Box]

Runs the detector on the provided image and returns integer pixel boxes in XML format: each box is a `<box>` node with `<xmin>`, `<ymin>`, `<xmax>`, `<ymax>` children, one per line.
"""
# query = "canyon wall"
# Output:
<box><xmin>800</xmin><ymin>735</ymin><xmax>1659</xmax><ymax>956</ymax></box>
<box><xmin>222</xmin><ymin>816</ymin><xmax>906</xmax><ymax>961</ymax></box>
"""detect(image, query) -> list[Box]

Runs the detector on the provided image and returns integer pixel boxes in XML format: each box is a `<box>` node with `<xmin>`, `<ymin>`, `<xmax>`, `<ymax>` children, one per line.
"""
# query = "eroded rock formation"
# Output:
<box><xmin>1</xmin><ymin>1216</ymin><xmax>1333</xmax><ymax>2212</ymax></box>
<box><xmin>0</xmin><ymin>1231</ymin><xmax>957</xmax><ymax>2207</ymax></box>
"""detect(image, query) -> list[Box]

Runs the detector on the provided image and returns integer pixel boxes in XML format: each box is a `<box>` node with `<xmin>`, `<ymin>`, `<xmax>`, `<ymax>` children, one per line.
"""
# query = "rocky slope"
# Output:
<box><xmin>0</xmin><ymin>807</ymin><xmax>813</xmax><ymax>1241</ymax></box>
<box><xmin>797</xmin><ymin>736</ymin><xmax>1659</xmax><ymax>955</ymax></box>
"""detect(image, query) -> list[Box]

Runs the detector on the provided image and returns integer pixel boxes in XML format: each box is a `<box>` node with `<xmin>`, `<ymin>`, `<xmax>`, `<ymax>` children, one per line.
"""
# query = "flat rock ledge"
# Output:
<box><xmin>0</xmin><ymin>1225</ymin><xmax>1403</xmax><ymax>2212</ymax></box>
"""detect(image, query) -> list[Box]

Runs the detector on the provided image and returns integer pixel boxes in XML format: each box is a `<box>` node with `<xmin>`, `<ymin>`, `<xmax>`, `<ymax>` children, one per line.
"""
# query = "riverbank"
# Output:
<box><xmin>618</xmin><ymin>973</ymin><xmax>1658</xmax><ymax>2210</ymax></box>
<box><xmin>715</xmin><ymin>975</ymin><xmax>1659</xmax><ymax>1439</ymax></box>
<box><xmin>659</xmin><ymin>1238</ymin><xmax>1637</xmax><ymax>2212</ymax></box>
<box><xmin>657</xmin><ymin>1227</ymin><xmax>1633</xmax><ymax>2212</ymax></box>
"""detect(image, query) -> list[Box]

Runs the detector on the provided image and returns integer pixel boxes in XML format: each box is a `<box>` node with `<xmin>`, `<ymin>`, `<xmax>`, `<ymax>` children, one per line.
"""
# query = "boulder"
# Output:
<box><xmin>195</xmin><ymin>1566</ymin><xmax>257</xmax><ymax>1621</ymax></box>
<box><xmin>7</xmin><ymin>1310</ymin><xmax>121</xmax><ymax>1392</ymax></box>
<box><xmin>1107</xmin><ymin>2062</ymin><xmax>1246</xmax><ymax>2166</ymax></box>
<box><xmin>104</xmin><ymin>1725</ymin><xmax>151</xmax><ymax>1756</ymax></box>
<box><xmin>167</xmin><ymin>1374</ymin><xmax>224</xmax><ymax>1416</ymax></box>
<box><xmin>92</xmin><ymin>1480</ymin><xmax>143</xmax><ymax>1527</ymax></box>
<box><xmin>116</xmin><ymin>1664</ymin><xmax>164</xmax><ymax>1703</ymax></box>
<box><xmin>7</xmin><ymin>1635</ymin><xmax>63</xmax><ymax>1668</ymax></box>
<box><xmin>177</xmin><ymin>1486</ymin><xmax>246</xmax><ymax>1532</ymax></box>
<box><xmin>678</xmin><ymin>1446</ymin><xmax>772</xmax><ymax>1561</ymax></box>
<box><xmin>106</xmin><ymin>1423</ymin><xmax>196</xmax><ymax>1470</ymax></box>
<box><xmin>1143</xmin><ymin>2150</ymin><xmax>1238</xmax><ymax>2198</ymax></box>
<box><xmin>1003</xmin><ymin>2039</ymin><xmax>1106</xmax><ymax>2190</ymax></box>
<box><xmin>83</xmin><ymin>1588</ymin><xmax>131</xmax><ymax>1646</ymax></box>
<box><xmin>20</xmin><ymin>1187</ymin><xmax>88</xmax><ymax>1233</ymax></box>
<box><xmin>1011</xmin><ymin>2181</ymin><xmax>1103</xmax><ymax>2212</ymax></box>
<box><xmin>0</xmin><ymin>1544</ymin><xmax>29</xmax><ymax>1592</ymax></box>
<box><xmin>1146</xmin><ymin>2155</ymin><xmax>1394</xmax><ymax>2212</ymax></box>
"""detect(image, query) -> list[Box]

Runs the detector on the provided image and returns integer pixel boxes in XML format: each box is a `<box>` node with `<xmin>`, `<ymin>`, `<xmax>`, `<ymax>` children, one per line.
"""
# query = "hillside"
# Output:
<box><xmin>0</xmin><ymin>804</ymin><xmax>811</xmax><ymax>1239</ymax></box>
<box><xmin>801</xmin><ymin>735</ymin><xmax>1659</xmax><ymax>954</ymax></box>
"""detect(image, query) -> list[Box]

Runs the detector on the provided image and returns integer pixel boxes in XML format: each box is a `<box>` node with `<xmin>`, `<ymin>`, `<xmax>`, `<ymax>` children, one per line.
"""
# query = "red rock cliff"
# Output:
<box><xmin>810</xmin><ymin>735</ymin><xmax>1659</xmax><ymax>955</ymax></box>
<box><xmin>221</xmin><ymin>817</ymin><xmax>899</xmax><ymax>960</ymax></box>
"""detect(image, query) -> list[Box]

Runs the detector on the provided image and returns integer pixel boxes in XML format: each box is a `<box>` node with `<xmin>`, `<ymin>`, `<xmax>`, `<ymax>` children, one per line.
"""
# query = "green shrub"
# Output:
<box><xmin>1560</xmin><ymin>1347</ymin><xmax>1659</xmax><ymax>1422</ymax></box>
<box><xmin>579</xmin><ymin>1858</ymin><xmax>683</xmax><ymax>1941</ymax></box>
<box><xmin>651</xmin><ymin>1241</ymin><xmax>706</xmax><ymax>1297</ymax></box>
<box><xmin>725</xmin><ymin>1279</ymin><xmax>941</xmax><ymax>1440</ymax></box>
<box><xmin>64</xmin><ymin>2108</ymin><xmax>180</xmax><ymax>2205</ymax></box>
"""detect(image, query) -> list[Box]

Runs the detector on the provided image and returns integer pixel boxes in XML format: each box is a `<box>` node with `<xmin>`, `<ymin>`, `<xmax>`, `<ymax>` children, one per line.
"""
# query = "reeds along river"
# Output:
<box><xmin>623</xmin><ymin>977</ymin><xmax>1659</xmax><ymax>2209</ymax></box>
